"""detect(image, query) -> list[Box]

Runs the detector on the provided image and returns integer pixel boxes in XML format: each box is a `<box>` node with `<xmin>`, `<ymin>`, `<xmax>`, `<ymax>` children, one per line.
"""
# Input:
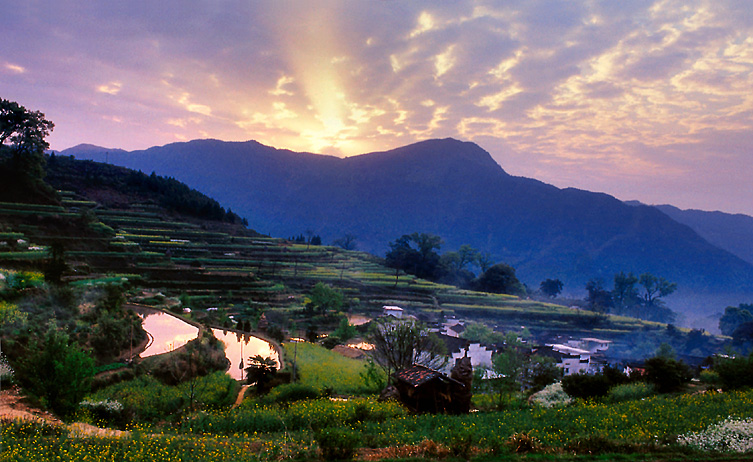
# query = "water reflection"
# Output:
<box><xmin>133</xmin><ymin>307</ymin><xmax>279</xmax><ymax>381</ymax></box>
<box><xmin>212</xmin><ymin>328</ymin><xmax>280</xmax><ymax>381</ymax></box>
<box><xmin>137</xmin><ymin>309</ymin><xmax>200</xmax><ymax>357</ymax></box>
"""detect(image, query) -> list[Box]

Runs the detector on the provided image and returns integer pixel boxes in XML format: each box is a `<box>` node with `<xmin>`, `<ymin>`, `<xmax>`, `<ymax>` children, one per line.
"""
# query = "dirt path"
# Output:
<box><xmin>232</xmin><ymin>384</ymin><xmax>250</xmax><ymax>408</ymax></box>
<box><xmin>0</xmin><ymin>387</ymin><xmax>128</xmax><ymax>438</ymax></box>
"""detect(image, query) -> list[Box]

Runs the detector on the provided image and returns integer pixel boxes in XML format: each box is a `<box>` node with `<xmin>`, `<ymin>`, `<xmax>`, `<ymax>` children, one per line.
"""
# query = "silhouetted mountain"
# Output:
<box><xmin>653</xmin><ymin>204</ymin><xmax>753</xmax><ymax>267</ymax></box>
<box><xmin>66</xmin><ymin>139</ymin><xmax>753</xmax><ymax>306</ymax></box>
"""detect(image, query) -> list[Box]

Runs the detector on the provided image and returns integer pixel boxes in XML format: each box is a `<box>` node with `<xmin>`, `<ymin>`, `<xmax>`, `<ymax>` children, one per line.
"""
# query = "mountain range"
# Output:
<box><xmin>63</xmin><ymin>138</ymin><xmax>753</xmax><ymax>319</ymax></box>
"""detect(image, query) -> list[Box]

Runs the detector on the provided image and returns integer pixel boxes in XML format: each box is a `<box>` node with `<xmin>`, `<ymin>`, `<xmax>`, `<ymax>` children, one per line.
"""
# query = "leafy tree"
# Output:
<box><xmin>460</xmin><ymin>321</ymin><xmax>504</xmax><ymax>344</ymax></box>
<box><xmin>43</xmin><ymin>242</ymin><xmax>68</xmax><ymax>285</ymax></box>
<box><xmin>585</xmin><ymin>278</ymin><xmax>613</xmax><ymax>313</ymax></box>
<box><xmin>331</xmin><ymin>316</ymin><xmax>357</xmax><ymax>342</ymax></box>
<box><xmin>539</xmin><ymin>278</ymin><xmax>563</xmax><ymax>298</ymax></box>
<box><xmin>714</xmin><ymin>353</ymin><xmax>753</xmax><ymax>390</ymax></box>
<box><xmin>0</xmin><ymin>98</ymin><xmax>55</xmax><ymax>200</ymax></box>
<box><xmin>643</xmin><ymin>356</ymin><xmax>692</xmax><ymax>393</ymax></box>
<box><xmin>719</xmin><ymin>304</ymin><xmax>753</xmax><ymax>337</ymax></box>
<box><xmin>638</xmin><ymin>273</ymin><xmax>677</xmax><ymax>307</ymax></box>
<box><xmin>475</xmin><ymin>252</ymin><xmax>494</xmax><ymax>273</ymax></box>
<box><xmin>384</xmin><ymin>233</ymin><xmax>443</xmax><ymax>282</ymax></box>
<box><xmin>475</xmin><ymin>263</ymin><xmax>526</xmax><ymax>296</ymax></box>
<box><xmin>731</xmin><ymin>321</ymin><xmax>753</xmax><ymax>353</ymax></box>
<box><xmin>368</xmin><ymin>318</ymin><xmax>447</xmax><ymax>379</ymax></box>
<box><xmin>245</xmin><ymin>355</ymin><xmax>277</xmax><ymax>393</ymax></box>
<box><xmin>612</xmin><ymin>271</ymin><xmax>639</xmax><ymax>310</ymax></box>
<box><xmin>17</xmin><ymin>327</ymin><xmax>94</xmax><ymax>418</ymax></box>
<box><xmin>526</xmin><ymin>355</ymin><xmax>563</xmax><ymax>392</ymax></box>
<box><xmin>305</xmin><ymin>282</ymin><xmax>343</xmax><ymax>315</ymax></box>
<box><xmin>1</xmin><ymin>98</ymin><xmax>54</xmax><ymax>165</ymax></box>
<box><xmin>491</xmin><ymin>346</ymin><xmax>526</xmax><ymax>408</ymax></box>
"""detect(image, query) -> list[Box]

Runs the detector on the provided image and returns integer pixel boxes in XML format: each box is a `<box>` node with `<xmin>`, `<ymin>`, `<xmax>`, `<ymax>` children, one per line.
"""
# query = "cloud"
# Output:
<box><xmin>1</xmin><ymin>0</ymin><xmax>752</xmax><ymax>214</ymax></box>
<box><xmin>97</xmin><ymin>82</ymin><xmax>122</xmax><ymax>95</ymax></box>
<box><xmin>3</xmin><ymin>62</ymin><xmax>26</xmax><ymax>74</ymax></box>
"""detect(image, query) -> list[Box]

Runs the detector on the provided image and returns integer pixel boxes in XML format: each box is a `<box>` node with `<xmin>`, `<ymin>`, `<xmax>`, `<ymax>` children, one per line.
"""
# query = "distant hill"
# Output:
<box><xmin>653</xmin><ymin>204</ymin><xmax>753</xmax><ymax>267</ymax></box>
<box><xmin>66</xmin><ymin>138</ymin><xmax>753</xmax><ymax>311</ymax></box>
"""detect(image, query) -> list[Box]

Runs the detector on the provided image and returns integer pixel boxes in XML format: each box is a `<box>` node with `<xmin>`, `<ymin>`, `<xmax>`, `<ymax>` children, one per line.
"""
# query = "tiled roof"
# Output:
<box><xmin>395</xmin><ymin>364</ymin><xmax>443</xmax><ymax>387</ymax></box>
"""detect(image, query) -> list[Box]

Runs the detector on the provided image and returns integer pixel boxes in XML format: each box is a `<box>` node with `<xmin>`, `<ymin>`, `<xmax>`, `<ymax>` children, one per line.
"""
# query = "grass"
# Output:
<box><xmin>283</xmin><ymin>342</ymin><xmax>375</xmax><ymax>395</ymax></box>
<box><xmin>6</xmin><ymin>387</ymin><xmax>744</xmax><ymax>461</ymax></box>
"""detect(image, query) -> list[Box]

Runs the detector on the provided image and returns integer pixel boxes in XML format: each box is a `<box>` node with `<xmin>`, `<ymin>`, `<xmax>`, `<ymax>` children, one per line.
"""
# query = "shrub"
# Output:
<box><xmin>644</xmin><ymin>356</ymin><xmax>693</xmax><ymax>393</ymax></box>
<box><xmin>562</xmin><ymin>372</ymin><xmax>611</xmax><ymax>400</ymax></box>
<box><xmin>714</xmin><ymin>354</ymin><xmax>753</xmax><ymax>390</ymax></box>
<box><xmin>315</xmin><ymin>427</ymin><xmax>361</xmax><ymax>460</ymax></box>
<box><xmin>531</xmin><ymin>382</ymin><xmax>572</xmax><ymax>408</ymax></box>
<box><xmin>678</xmin><ymin>417</ymin><xmax>753</xmax><ymax>453</ymax></box>
<box><xmin>507</xmin><ymin>432</ymin><xmax>540</xmax><ymax>454</ymax></box>
<box><xmin>561</xmin><ymin>366</ymin><xmax>630</xmax><ymax>400</ymax></box>
<box><xmin>607</xmin><ymin>382</ymin><xmax>655</xmax><ymax>402</ymax></box>
<box><xmin>267</xmin><ymin>383</ymin><xmax>321</xmax><ymax>404</ymax></box>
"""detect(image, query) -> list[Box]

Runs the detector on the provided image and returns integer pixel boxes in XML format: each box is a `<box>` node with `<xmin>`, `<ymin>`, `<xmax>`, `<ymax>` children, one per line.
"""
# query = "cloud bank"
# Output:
<box><xmin>1</xmin><ymin>0</ymin><xmax>752</xmax><ymax>214</ymax></box>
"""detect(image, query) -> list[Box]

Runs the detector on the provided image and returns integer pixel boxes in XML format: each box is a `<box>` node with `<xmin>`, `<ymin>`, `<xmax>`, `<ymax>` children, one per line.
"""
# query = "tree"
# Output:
<box><xmin>475</xmin><ymin>263</ymin><xmax>526</xmax><ymax>296</ymax></box>
<box><xmin>331</xmin><ymin>316</ymin><xmax>357</xmax><ymax>342</ymax></box>
<box><xmin>491</xmin><ymin>346</ymin><xmax>526</xmax><ymax>408</ymax></box>
<box><xmin>385</xmin><ymin>235</ymin><xmax>418</xmax><ymax>287</ymax></box>
<box><xmin>612</xmin><ymin>271</ymin><xmax>639</xmax><ymax>310</ymax></box>
<box><xmin>245</xmin><ymin>355</ymin><xmax>278</xmax><ymax>393</ymax></box>
<box><xmin>460</xmin><ymin>321</ymin><xmax>504</xmax><ymax>344</ymax></box>
<box><xmin>332</xmin><ymin>234</ymin><xmax>358</xmax><ymax>251</ymax></box>
<box><xmin>539</xmin><ymin>279</ymin><xmax>563</xmax><ymax>298</ymax></box>
<box><xmin>719</xmin><ymin>304</ymin><xmax>753</xmax><ymax>337</ymax></box>
<box><xmin>384</xmin><ymin>233</ymin><xmax>443</xmax><ymax>282</ymax></box>
<box><xmin>17</xmin><ymin>327</ymin><xmax>95</xmax><ymax>418</ymax></box>
<box><xmin>475</xmin><ymin>252</ymin><xmax>494</xmax><ymax>273</ymax></box>
<box><xmin>714</xmin><ymin>353</ymin><xmax>753</xmax><ymax>390</ymax></box>
<box><xmin>643</xmin><ymin>356</ymin><xmax>692</xmax><ymax>393</ymax></box>
<box><xmin>368</xmin><ymin>318</ymin><xmax>447</xmax><ymax>379</ymax></box>
<box><xmin>638</xmin><ymin>273</ymin><xmax>677</xmax><ymax>307</ymax></box>
<box><xmin>0</xmin><ymin>98</ymin><xmax>55</xmax><ymax>199</ymax></box>
<box><xmin>305</xmin><ymin>282</ymin><xmax>344</xmax><ymax>315</ymax></box>
<box><xmin>585</xmin><ymin>278</ymin><xmax>613</xmax><ymax>313</ymax></box>
<box><xmin>561</xmin><ymin>366</ymin><xmax>627</xmax><ymax>400</ymax></box>
<box><xmin>43</xmin><ymin>242</ymin><xmax>68</xmax><ymax>284</ymax></box>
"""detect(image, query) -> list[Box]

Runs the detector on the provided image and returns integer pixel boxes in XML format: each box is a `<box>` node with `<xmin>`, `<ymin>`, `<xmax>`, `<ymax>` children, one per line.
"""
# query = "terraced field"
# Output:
<box><xmin>0</xmin><ymin>191</ymin><xmax>670</xmax><ymax>344</ymax></box>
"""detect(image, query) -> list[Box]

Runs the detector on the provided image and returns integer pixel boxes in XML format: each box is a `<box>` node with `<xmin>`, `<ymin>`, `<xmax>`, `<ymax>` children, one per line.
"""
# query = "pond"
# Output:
<box><xmin>211</xmin><ymin>328</ymin><xmax>280</xmax><ymax>381</ymax></box>
<box><xmin>136</xmin><ymin>308</ymin><xmax>200</xmax><ymax>357</ymax></box>
<box><xmin>133</xmin><ymin>307</ymin><xmax>279</xmax><ymax>381</ymax></box>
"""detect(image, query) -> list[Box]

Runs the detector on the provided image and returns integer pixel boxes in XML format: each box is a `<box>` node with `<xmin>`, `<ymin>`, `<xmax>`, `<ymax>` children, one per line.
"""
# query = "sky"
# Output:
<box><xmin>2</xmin><ymin>1</ymin><xmax>752</xmax><ymax>215</ymax></box>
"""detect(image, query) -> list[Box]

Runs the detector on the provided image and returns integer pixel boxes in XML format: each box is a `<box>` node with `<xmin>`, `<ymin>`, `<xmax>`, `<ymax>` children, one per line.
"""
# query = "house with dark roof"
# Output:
<box><xmin>393</xmin><ymin>364</ymin><xmax>466</xmax><ymax>413</ymax></box>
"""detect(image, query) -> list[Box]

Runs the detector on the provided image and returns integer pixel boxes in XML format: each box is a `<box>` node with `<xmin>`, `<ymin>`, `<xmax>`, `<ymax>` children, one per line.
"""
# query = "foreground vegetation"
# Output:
<box><xmin>4</xmin><ymin>389</ymin><xmax>753</xmax><ymax>461</ymax></box>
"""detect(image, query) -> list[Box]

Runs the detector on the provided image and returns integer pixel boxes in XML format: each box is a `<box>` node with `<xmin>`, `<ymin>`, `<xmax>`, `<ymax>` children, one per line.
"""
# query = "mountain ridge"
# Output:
<box><xmin>64</xmin><ymin>138</ymin><xmax>753</xmax><ymax>313</ymax></box>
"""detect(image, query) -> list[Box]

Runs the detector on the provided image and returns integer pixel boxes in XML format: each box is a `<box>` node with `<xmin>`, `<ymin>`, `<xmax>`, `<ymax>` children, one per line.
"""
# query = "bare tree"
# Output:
<box><xmin>369</xmin><ymin>318</ymin><xmax>447</xmax><ymax>380</ymax></box>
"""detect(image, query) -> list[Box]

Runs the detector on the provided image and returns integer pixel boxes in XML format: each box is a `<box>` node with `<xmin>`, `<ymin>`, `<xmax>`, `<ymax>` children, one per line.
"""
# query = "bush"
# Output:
<box><xmin>267</xmin><ymin>383</ymin><xmax>321</xmax><ymax>404</ymax></box>
<box><xmin>678</xmin><ymin>417</ymin><xmax>753</xmax><ymax>453</ymax></box>
<box><xmin>530</xmin><ymin>382</ymin><xmax>572</xmax><ymax>408</ymax></box>
<box><xmin>607</xmin><ymin>382</ymin><xmax>655</xmax><ymax>402</ymax></box>
<box><xmin>315</xmin><ymin>427</ymin><xmax>361</xmax><ymax>460</ymax></box>
<box><xmin>561</xmin><ymin>366</ymin><xmax>630</xmax><ymax>400</ymax></box>
<box><xmin>714</xmin><ymin>354</ymin><xmax>753</xmax><ymax>390</ymax></box>
<box><xmin>562</xmin><ymin>372</ymin><xmax>611</xmax><ymax>400</ymax></box>
<box><xmin>644</xmin><ymin>356</ymin><xmax>693</xmax><ymax>393</ymax></box>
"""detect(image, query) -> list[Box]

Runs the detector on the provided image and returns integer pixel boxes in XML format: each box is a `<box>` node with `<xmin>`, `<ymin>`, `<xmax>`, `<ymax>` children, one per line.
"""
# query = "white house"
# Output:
<box><xmin>545</xmin><ymin>344</ymin><xmax>592</xmax><ymax>376</ymax></box>
<box><xmin>382</xmin><ymin>305</ymin><xmax>403</xmax><ymax>318</ymax></box>
<box><xmin>567</xmin><ymin>337</ymin><xmax>612</xmax><ymax>353</ymax></box>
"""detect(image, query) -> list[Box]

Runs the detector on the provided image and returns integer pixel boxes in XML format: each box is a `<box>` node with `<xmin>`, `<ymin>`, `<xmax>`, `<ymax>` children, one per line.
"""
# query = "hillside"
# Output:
<box><xmin>66</xmin><ymin>139</ymin><xmax>753</xmax><ymax>310</ymax></box>
<box><xmin>0</xmin><ymin>155</ymin><xmax>694</xmax><ymax>352</ymax></box>
<box><xmin>653</xmin><ymin>204</ymin><xmax>753</xmax><ymax>266</ymax></box>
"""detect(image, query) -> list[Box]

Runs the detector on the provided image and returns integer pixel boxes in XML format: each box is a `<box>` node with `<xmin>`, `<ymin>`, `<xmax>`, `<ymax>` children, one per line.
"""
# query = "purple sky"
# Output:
<box><xmin>2</xmin><ymin>1</ymin><xmax>752</xmax><ymax>215</ymax></box>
